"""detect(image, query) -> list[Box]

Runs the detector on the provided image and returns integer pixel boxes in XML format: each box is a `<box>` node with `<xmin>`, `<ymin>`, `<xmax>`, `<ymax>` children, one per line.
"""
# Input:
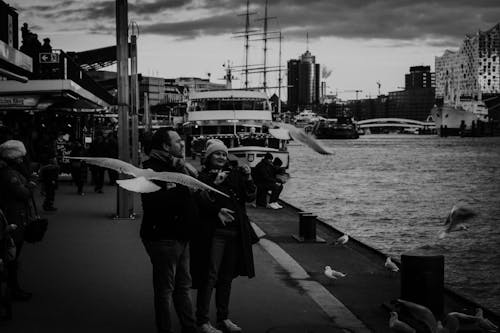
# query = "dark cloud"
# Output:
<box><xmin>21</xmin><ymin>0</ymin><xmax>500</xmax><ymax>45</ymax></box>
<box><xmin>141</xmin><ymin>13</ymin><xmax>241</xmax><ymax>40</ymax></box>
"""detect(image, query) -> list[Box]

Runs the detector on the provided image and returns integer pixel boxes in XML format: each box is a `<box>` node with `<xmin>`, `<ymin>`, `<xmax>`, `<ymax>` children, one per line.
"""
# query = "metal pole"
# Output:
<box><xmin>116</xmin><ymin>0</ymin><xmax>133</xmax><ymax>218</ymax></box>
<box><xmin>130</xmin><ymin>31</ymin><xmax>139</xmax><ymax>166</ymax></box>
<box><xmin>278</xmin><ymin>30</ymin><xmax>282</xmax><ymax>115</ymax></box>
<box><xmin>262</xmin><ymin>0</ymin><xmax>268</xmax><ymax>93</ymax></box>
<box><xmin>144</xmin><ymin>92</ymin><xmax>151</xmax><ymax>131</ymax></box>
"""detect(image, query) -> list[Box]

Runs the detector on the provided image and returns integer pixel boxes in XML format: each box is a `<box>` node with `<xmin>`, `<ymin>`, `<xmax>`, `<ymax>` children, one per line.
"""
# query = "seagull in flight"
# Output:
<box><xmin>395</xmin><ymin>299</ymin><xmax>437</xmax><ymax>333</ymax></box>
<box><xmin>439</xmin><ymin>205</ymin><xmax>476</xmax><ymax>239</ymax></box>
<box><xmin>68</xmin><ymin>157</ymin><xmax>229</xmax><ymax>198</ymax></box>
<box><xmin>269</xmin><ymin>123</ymin><xmax>332</xmax><ymax>155</ymax></box>
<box><xmin>324</xmin><ymin>265</ymin><xmax>347</xmax><ymax>279</ymax></box>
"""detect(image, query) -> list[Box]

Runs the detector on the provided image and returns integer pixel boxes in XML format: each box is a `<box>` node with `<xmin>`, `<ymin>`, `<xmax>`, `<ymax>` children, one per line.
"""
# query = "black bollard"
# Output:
<box><xmin>292</xmin><ymin>212</ymin><xmax>326</xmax><ymax>243</ymax></box>
<box><xmin>401</xmin><ymin>253</ymin><xmax>444</xmax><ymax>318</ymax></box>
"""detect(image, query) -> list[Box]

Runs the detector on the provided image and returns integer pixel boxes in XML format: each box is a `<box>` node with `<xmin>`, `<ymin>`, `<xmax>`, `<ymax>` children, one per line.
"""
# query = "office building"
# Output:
<box><xmin>287</xmin><ymin>50</ymin><xmax>320</xmax><ymax>111</ymax></box>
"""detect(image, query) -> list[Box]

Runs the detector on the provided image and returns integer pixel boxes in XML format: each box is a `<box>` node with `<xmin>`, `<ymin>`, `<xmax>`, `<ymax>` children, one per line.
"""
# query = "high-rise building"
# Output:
<box><xmin>287</xmin><ymin>50</ymin><xmax>320</xmax><ymax>111</ymax></box>
<box><xmin>435</xmin><ymin>23</ymin><xmax>500</xmax><ymax>105</ymax></box>
<box><xmin>405</xmin><ymin>66</ymin><xmax>435</xmax><ymax>89</ymax></box>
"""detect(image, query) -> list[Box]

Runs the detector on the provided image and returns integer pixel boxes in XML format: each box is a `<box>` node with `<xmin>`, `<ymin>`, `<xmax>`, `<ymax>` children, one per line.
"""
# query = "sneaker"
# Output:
<box><xmin>266</xmin><ymin>202</ymin><xmax>280</xmax><ymax>209</ymax></box>
<box><xmin>217</xmin><ymin>319</ymin><xmax>242</xmax><ymax>332</ymax></box>
<box><xmin>270</xmin><ymin>202</ymin><xmax>283</xmax><ymax>209</ymax></box>
<box><xmin>199</xmin><ymin>322</ymin><xmax>223</xmax><ymax>333</ymax></box>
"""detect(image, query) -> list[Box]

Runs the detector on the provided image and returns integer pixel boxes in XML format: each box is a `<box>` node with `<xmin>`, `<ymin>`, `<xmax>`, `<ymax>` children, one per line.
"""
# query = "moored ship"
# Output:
<box><xmin>184</xmin><ymin>89</ymin><xmax>289</xmax><ymax>168</ymax></box>
<box><xmin>311</xmin><ymin>117</ymin><xmax>359</xmax><ymax>139</ymax></box>
<box><xmin>430</xmin><ymin>100</ymin><xmax>489</xmax><ymax>136</ymax></box>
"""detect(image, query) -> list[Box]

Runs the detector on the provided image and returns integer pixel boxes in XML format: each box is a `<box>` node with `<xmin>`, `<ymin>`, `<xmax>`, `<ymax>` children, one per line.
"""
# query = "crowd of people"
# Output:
<box><xmin>0</xmin><ymin>126</ymin><xmax>288</xmax><ymax>332</ymax></box>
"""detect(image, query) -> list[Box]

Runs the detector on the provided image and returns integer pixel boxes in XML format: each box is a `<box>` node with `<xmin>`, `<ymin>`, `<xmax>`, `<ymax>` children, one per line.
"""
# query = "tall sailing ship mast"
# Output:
<box><xmin>232</xmin><ymin>0</ymin><xmax>285</xmax><ymax>100</ymax></box>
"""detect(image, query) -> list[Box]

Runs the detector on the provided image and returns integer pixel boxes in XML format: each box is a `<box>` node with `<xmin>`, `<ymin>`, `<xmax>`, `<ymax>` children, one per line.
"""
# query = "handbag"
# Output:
<box><xmin>24</xmin><ymin>197</ymin><xmax>48</xmax><ymax>244</ymax></box>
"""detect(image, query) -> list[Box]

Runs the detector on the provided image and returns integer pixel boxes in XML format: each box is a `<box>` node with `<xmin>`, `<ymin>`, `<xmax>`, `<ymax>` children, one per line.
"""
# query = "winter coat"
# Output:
<box><xmin>253</xmin><ymin>159</ymin><xmax>276</xmax><ymax>185</ymax></box>
<box><xmin>140</xmin><ymin>156</ymin><xmax>199</xmax><ymax>241</ymax></box>
<box><xmin>0</xmin><ymin>159</ymin><xmax>33</xmax><ymax>243</ymax></box>
<box><xmin>190</xmin><ymin>165</ymin><xmax>258</xmax><ymax>289</ymax></box>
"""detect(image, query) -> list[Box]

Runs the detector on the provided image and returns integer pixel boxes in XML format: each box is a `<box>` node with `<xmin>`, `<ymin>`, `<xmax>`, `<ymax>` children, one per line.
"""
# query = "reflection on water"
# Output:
<box><xmin>282</xmin><ymin>135</ymin><xmax>500</xmax><ymax>313</ymax></box>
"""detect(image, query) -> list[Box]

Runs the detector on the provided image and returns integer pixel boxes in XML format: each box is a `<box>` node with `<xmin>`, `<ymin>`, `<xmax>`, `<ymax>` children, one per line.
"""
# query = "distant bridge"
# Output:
<box><xmin>356</xmin><ymin>118</ymin><xmax>435</xmax><ymax>129</ymax></box>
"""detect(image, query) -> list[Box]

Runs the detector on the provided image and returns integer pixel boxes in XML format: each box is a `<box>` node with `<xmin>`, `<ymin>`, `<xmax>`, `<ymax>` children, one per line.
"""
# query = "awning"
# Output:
<box><xmin>0</xmin><ymin>79</ymin><xmax>110</xmax><ymax>109</ymax></box>
<box><xmin>0</xmin><ymin>67</ymin><xmax>28</xmax><ymax>83</ymax></box>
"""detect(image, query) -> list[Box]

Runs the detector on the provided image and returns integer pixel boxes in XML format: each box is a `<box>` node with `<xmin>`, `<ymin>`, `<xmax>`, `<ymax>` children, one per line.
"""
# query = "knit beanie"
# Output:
<box><xmin>0</xmin><ymin>140</ymin><xmax>27</xmax><ymax>160</ymax></box>
<box><xmin>205</xmin><ymin>139</ymin><xmax>228</xmax><ymax>158</ymax></box>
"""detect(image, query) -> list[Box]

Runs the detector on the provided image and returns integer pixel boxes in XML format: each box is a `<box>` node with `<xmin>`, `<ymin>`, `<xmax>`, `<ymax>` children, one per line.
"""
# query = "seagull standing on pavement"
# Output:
<box><xmin>389</xmin><ymin>312</ymin><xmax>416</xmax><ymax>333</ymax></box>
<box><xmin>324</xmin><ymin>266</ymin><xmax>347</xmax><ymax>279</ymax></box>
<box><xmin>438</xmin><ymin>205</ymin><xmax>476</xmax><ymax>239</ymax></box>
<box><xmin>331</xmin><ymin>234</ymin><xmax>349</xmax><ymax>246</ymax></box>
<box><xmin>385</xmin><ymin>257</ymin><xmax>400</xmax><ymax>273</ymax></box>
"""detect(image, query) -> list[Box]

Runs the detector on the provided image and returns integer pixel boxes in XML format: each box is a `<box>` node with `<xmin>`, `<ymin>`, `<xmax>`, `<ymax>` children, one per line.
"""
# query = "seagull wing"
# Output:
<box><xmin>148</xmin><ymin>171</ymin><xmax>230</xmax><ymax>198</ymax></box>
<box><xmin>68</xmin><ymin>157</ymin><xmax>144</xmax><ymax>177</ymax></box>
<box><xmin>116</xmin><ymin>177</ymin><xmax>161</xmax><ymax>193</ymax></box>
<box><xmin>276</xmin><ymin>123</ymin><xmax>332</xmax><ymax>155</ymax></box>
<box><xmin>396</xmin><ymin>299</ymin><xmax>437</xmax><ymax>333</ymax></box>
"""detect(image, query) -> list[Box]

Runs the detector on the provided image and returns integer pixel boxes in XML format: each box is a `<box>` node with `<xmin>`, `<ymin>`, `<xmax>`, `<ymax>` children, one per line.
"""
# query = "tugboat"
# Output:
<box><xmin>311</xmin><ymin>116</ymin><xmax>359</xmax><ymax>139</ymax></box>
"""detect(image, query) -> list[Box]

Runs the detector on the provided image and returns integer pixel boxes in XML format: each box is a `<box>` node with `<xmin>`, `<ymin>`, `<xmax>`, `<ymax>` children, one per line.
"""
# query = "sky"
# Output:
<box><xmin>10</xmin><ymin>0</ymin><xmax>500</xmax><ymax>100</ymax></box>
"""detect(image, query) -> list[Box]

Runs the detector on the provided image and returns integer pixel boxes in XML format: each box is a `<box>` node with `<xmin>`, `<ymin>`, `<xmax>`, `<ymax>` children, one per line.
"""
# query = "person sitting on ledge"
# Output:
<box><xmin>253</xmin><ymin>152</ymin><xmax>283</xmax><ymax>209</ymax></box>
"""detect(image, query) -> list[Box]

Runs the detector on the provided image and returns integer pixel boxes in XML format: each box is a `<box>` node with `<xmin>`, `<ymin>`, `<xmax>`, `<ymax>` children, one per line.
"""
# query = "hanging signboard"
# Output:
<box><xmin>39</xmin><ymin>52</ymin><xmax>59</xmax><ymax>63</ymax></box>
<box><xmin>0</xmin><ymin>95</ymin><xmax>39</xmax><ymax>107</ymax></box>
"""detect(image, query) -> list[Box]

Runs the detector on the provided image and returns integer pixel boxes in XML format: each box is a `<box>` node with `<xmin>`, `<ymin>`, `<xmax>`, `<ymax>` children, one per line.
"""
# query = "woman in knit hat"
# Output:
<box><xmin>0</xmin><ymin>140</ymin><xmax>35</xmax><ymax>301</ymax></box>
<box><xmin>191</xmin><ymin>139</ymin><xmax>258</xmax><ymax>333</ymax></box>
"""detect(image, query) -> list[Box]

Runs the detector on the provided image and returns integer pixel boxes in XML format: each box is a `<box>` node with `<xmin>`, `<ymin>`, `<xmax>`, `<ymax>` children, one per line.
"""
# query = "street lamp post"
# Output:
<box><xmin>115</xmin><ymin>0</ymin><xmax>133</xmax><ymax>218</ymax></box>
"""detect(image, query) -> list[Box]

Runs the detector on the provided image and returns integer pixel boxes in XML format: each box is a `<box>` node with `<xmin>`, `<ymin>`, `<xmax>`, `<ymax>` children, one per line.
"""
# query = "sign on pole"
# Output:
<box><xmin>39</xmin><ymin>52</ymin><xmax>59</xmax><ymax>63</ymax></box>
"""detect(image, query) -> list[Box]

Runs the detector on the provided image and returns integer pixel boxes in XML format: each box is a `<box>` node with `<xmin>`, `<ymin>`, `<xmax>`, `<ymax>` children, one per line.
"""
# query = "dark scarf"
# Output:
<box><xmin>149</xmin><ymin>149</ymin><xmax>198</xmax><ymax>177</ymax></box>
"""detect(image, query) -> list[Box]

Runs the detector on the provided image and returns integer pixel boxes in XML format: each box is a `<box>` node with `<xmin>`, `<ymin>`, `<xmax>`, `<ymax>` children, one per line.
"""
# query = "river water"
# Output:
<box><xmin>281</xmin><ymin>134</ymin><xmax>500</xmax><ymax>314</ymax></box>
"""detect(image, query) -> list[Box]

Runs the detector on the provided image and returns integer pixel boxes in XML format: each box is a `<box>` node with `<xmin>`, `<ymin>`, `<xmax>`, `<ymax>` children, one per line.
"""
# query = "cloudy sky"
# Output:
<box><xmin>11</xmin><ymin>0</ymin><xmax>500</xmax><ymax>100</ymax></box>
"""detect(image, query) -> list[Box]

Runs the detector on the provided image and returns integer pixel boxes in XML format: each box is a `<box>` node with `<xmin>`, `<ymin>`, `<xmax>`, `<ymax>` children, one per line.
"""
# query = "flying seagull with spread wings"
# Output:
<box><xmin>439</xmin><ymin>205</ymin><xmax>476</xmax><ymax>239</ymax></box>
<box><xmin>68</xmin><ymin>157</ymin><xmax>229</xmax><ymax>198</ymax></box>
<box><xmin>269</xmin><ymin>123</ymin><xmax>332</xmax><ymax>155</ymax></box>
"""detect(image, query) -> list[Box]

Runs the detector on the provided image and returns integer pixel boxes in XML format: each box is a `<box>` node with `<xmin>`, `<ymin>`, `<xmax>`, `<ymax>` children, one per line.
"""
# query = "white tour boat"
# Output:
<box><xmin>185</xmin><ymin>89</ymin><xmax>289</xmax><ymax>168</ymax></box>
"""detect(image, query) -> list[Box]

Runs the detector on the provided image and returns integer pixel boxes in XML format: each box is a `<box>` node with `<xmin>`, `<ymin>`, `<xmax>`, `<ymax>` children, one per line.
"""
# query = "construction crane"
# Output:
<box><xmin>376</xmin><ymin>81</ymin><xmax>381</xmax><ymax>96</ymax></box>
<box><xmin>338</xmin><ymin>89</ymin><xmax>363</xmax><ymax>100</ymax></box>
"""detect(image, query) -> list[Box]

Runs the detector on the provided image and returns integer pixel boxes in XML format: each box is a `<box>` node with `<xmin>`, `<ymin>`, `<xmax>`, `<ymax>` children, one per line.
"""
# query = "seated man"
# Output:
<box><xmin>253</xmin><ymin>153</ymin><xmax>283</xmax><ymax>209</ymax></box>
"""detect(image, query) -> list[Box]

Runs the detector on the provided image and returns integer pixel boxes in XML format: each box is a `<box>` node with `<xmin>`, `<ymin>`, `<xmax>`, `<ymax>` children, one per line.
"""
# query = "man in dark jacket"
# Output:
<box><xmin>253</xmin><ymin>152</ymin><xmax>283</xmax><ymax>209</ymax></box>
<box><xmin>140</xmin><ymin>128</ymin><xmax>198</xmax><ymax>333</ymax></box>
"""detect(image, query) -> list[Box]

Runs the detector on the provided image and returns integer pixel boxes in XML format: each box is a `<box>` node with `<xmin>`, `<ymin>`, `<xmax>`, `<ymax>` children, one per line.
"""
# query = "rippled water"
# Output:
<box><xmin>281</xmin><ymin>135</ymin><xmax>500</xmax><ymax>313</ymax></box>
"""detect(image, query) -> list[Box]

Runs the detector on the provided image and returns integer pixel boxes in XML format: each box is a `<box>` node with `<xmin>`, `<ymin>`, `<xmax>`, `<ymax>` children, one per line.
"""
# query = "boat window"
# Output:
<box><xmin>206</xmin><ymin>100</ymin><xmax>219</xmax><ymax>110</ymax></box>
<box><xmin>232</xmin><ymin>101</ymin><xmax>243</xmax><ymax>110</ymax></box>
<box><xmin>220</xmin><ymin>100</ymin><xmax>233</xmax><ymax>110</ymax></box>
<box><xmin>242</xmin><ymin>100</ymin><xmax>254</xmax><ymax>110</ymax></box>
<box><xmin>233</xmin><ymin>153</ymin><xmax>246</xmax><ymax>158</ymax></box>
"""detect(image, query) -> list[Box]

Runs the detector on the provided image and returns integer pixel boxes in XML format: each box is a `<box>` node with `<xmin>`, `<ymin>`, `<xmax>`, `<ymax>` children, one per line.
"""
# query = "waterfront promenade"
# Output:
<box><xmin>1</xmin><ymin>182</ymin><xmax>362</xmax><ymax>333</ymax></box>
<box><xmin>2</xmin><ymin>181</ymin><xmax>498</xmax><ymax>332</ymax></box>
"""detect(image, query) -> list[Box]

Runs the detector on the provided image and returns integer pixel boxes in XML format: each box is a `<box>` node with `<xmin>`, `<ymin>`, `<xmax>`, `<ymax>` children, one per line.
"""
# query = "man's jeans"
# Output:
<box><xmin>196</xmin><ymin>232</ymin><xmax>238</xmax><ymax>325</ymax></box>
<box><xmin>256</xmin><ymin>182</ymin><xmax>283</xmax><ymax>206</ymax></box>
<box><xmin>143</xmin><ymin>240</ymin><xmax>197</xmax><ymax>333</ymax></box>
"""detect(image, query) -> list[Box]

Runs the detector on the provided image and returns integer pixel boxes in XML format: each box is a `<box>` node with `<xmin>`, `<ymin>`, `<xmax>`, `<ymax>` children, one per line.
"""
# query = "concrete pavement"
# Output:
<box><xmin>1</xmin><ymin>182</ymin><xmax>355</xmax><ymax>332</ymax></box>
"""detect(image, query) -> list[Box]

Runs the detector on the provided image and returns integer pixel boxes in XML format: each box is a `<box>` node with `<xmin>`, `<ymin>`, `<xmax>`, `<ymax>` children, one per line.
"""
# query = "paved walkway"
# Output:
<box><xmin>1</xmin><ymin>182</ymin><xmax>359</xmax><ymax>332</ymax></box>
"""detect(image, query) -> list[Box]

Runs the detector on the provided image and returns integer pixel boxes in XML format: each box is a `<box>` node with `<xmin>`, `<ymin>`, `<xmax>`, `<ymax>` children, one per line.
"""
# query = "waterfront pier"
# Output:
<box><xmin>1</xmin><ymin>181</ymin><xmax>498</xmax><ymax>332</ymax></box>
